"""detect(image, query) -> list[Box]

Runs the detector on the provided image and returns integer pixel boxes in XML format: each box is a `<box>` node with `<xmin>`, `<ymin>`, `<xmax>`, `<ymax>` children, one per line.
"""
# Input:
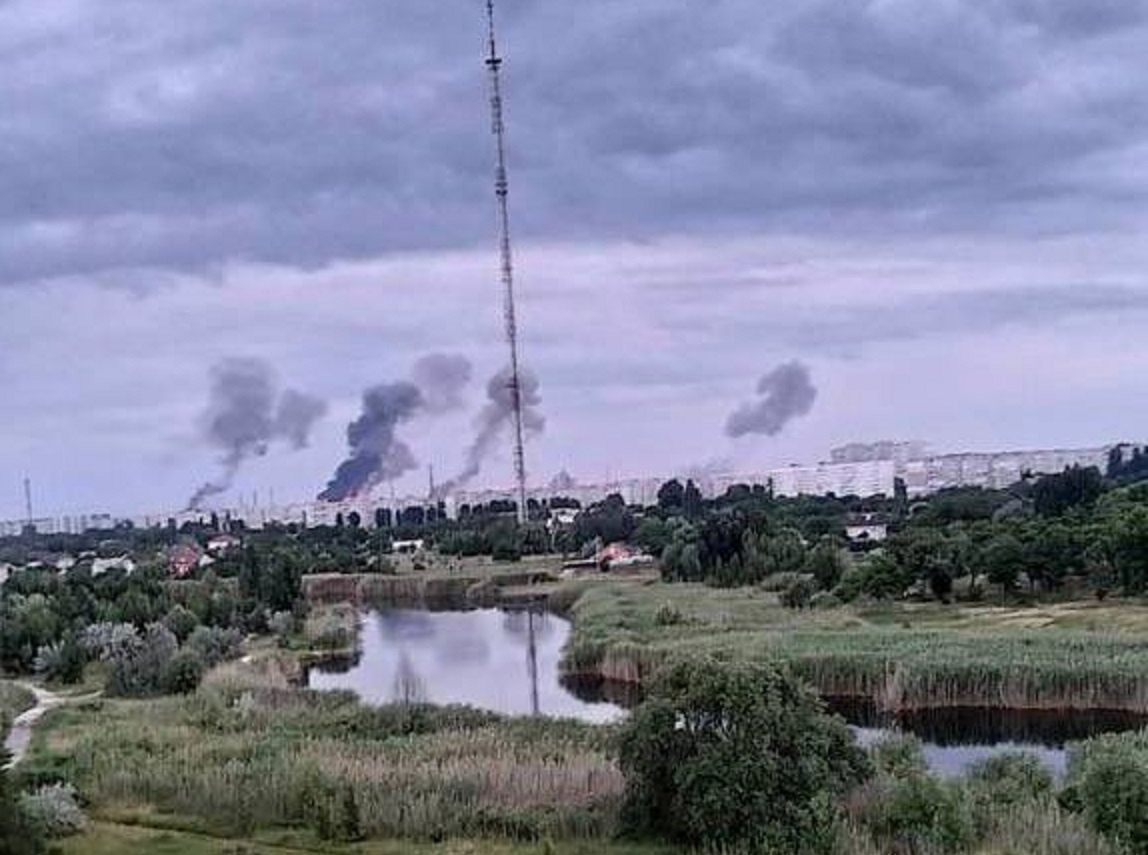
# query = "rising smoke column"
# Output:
<box><xmin>318</xmin><ymin>353</ymin><xmax>474</xmax><ymax>502</ymax></box>
<box><xmin>411</xmin><ymin>353</ymin><xmax>473</xmax><ymax>414</ymax></box>
<box><xmin>437</xmin><ymin>367</ymin><xmax>545</xmax><ymax>495</ymax></box>
<box><xmin>725</xmin><ymin>360</ymin><xmax>818</xmax><ymax>438</ymax></box>
<box><xmin>274</xmin><ymin>389</ymin><xmax>328</xmax><ymax>449</ymax></box>
<box><xmin>187</xmin><ymin>358</ymin><xmax>327</xmax><ymax>510</ymax></box>
<box><xmin>318</xmin><ymin>383</ymin><xmax>425</xmax><ymax>502</ymax></box>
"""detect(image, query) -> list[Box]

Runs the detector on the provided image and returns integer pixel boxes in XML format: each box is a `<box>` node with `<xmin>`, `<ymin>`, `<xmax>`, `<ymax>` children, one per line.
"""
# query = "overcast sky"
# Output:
<box><xmin>2</xmin><ymin>0</ymin><xmax>1147</xmax><ymax>519</ymax></box>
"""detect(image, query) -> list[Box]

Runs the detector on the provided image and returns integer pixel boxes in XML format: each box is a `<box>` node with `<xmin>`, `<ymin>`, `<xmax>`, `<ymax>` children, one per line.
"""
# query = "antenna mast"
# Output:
<box><xmin>23</xmin><ymin>477</ymin><xmax>33</xmax><ymax>527</ymax></box>
<box><xmin>485</xmin><ymin>0</ymin><xmax>529</xmax><ymax>526</ymax></box>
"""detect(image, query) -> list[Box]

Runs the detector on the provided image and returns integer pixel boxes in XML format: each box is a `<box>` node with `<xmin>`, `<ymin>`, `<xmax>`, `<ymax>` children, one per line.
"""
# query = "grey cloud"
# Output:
<box><xmin>659</xmin><ymin>283</ymin><xmax>1148</xmax><ymax>356</ymax></box>
<box><xmin>1</xmin><ymin>0</ymin><xmax>1147</xmax><ymax>286</ymax></box>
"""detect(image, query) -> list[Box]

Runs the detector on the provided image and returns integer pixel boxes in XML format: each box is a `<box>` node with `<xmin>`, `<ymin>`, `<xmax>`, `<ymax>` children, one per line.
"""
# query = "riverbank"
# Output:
<box><xmin>559</xmin><ymin>582</ymin><xmax>1148</xmax><ymax>714</ymax></box>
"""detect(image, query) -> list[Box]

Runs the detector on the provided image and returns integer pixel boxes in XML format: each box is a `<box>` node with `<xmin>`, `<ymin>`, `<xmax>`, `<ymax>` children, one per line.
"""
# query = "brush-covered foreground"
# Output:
<box><xmin>20</xmin><ymin>684</ymin><xmax>622</xmax><ymax>844</ymax></box>
<box><xmin>14</xmin><ymin>656</ymin><xmax>1138</xmax><ymax>855</ymax></box>
<box><xmin>560</xmin><ymin>581</ymin><xmax>1148</xmax><ymax>712</ymax></box>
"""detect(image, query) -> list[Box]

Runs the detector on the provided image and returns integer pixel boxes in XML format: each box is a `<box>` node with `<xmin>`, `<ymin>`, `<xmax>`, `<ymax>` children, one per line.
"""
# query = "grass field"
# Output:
<box><xmin>561</xmin><ymin>581</ymin><xmax>1148</xmax><ymax>712</ymax></box>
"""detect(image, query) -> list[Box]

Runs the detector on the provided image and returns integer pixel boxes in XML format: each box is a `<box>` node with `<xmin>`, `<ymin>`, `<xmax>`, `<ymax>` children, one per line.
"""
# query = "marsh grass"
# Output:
<box><xmin>565</xmin><ymin>583</ymin><xmax>1148</xmax><ymax>712</ymax></box>
<box><xmin>23</xmin><ymin>686</ymin><xmax>623</xmax><ymax>842</ymax></box>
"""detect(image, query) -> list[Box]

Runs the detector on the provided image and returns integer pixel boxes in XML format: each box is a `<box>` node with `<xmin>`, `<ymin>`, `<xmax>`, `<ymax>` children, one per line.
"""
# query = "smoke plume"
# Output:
<box><xmin>274</xmin><ymin>389</ymin><xmax>329</xmax><ymax>449</ymax></box>
<box><xmin>725</xmin><ymin>360</ymin><xmax>817</xmax><ymax>438</ymax></box>
<box><xmin>437</xmin><ymin>367</ymin><xmax>545</xmax><ymax>495</ymax></box>
<box><xmin>318</xmin><ymin>383</ymin><xmax>425</xmax><ymax>502</ymax></box>
<box><xmin>411</xmin><ymin>353</ymin><xmax>473</xmax><ymax>414</ymax></box>
<box><xmin>187</xmin><ymin>358</ymin><xmax>326</xmax><ymax>510</ymax></box>
<box><xmin>317</xmin><ymin>352</ymin><xmax>474</xmax><ymax>502</ymax></box>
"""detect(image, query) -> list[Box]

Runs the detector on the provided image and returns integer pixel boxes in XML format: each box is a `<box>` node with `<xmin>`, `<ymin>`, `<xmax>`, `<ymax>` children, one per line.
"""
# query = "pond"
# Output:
<box><xmin>308</xmin><ymin>608</ymin><xmax>1148</xmax><ymax>778</ymax></box>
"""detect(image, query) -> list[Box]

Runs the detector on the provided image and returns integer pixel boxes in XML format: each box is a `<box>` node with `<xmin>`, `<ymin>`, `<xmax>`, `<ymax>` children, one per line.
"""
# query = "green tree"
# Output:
<box><xmin>618</xmin><ymin>658</ymin><xmax>870</xmax><ymax>853</ymax></box>
<box><xmin>656</xmin><ymin>479</ymin><xmax>685</xmax><ymax>513</ymax></box>
<box><xmin>982</xmin><ymin>534</ymin><xmax>1025</xmax><ymax>596</ymax></box>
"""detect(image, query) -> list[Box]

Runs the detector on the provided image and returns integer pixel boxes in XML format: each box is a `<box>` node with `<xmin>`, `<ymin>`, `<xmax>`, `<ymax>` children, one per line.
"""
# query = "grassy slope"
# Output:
<box><xmin>0</xmin><ymin>679</ymin><xmax>36</xmax><ymax>738</ymax></box>
<box><xmin>563</xmin><ymin>581</ymin><xmax>1148</xmax><ymax>711</ymax></box>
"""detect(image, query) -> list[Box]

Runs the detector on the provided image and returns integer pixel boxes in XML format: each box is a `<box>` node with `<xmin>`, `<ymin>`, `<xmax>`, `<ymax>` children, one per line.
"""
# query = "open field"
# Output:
<box><xmin>561</xmin><ymin>581</ymin><xmax>1148</xmax><ymax>712</ymax></box>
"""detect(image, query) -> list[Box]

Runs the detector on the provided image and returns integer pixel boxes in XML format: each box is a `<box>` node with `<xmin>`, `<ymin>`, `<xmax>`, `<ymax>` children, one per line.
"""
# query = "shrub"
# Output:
<box><xmin>856</xmin><ymin>775</ymin><xmax>975</xmax><ymax>854</ymax></box>
<box><xmin>107</xmin><ymin>623</ymin><xmax>177</xmax><ymax>697</ymax></box>
<box><xmin>184</xmin><ymin>626</ymin><xmax>243</xmax><ymax>667</ymax></box>
<box><xmin>80</xmin><ymin>622</ymin><xmax>139</xmax><ymax>662</ymax></box>
<box><xmin>18</xmin><ymin>784</ymin><xmax>86</xmax><ymax>838</ymax></box>
<box><xmin>870</xmin><ymin>734</ymin><xmax>927</xmax><ymax>780</ymax></box>
<box><xmin>32</xmin><ymin>635</ymin><xmax>85</xmax><ymax>685</ymax></box>
<box><xmin>162</xmin><ymin>605</ymin><xmax>200</xmax><ymax>642</ymax></box>
<box><xmin>966</xmin><ymin>752</ymin><xmax>1052</xmax><ymax>806</ymax></box>
<box><xmin>653</xmin><ymin>603</ymin><xmax>683</xmax><ymax>626</ymax></box>
<box><xmin>760</xmin><ymin>571</ymin><xmax>806</xmax><ymax>592</ymax></box>
<box><xmin>1075</xmin><ymin>751</ymin><xmax>1148</xmax><ymax>853</ymax></box>
<box><xmin>268</xmin><ymin>611</ymin><xmax>295</xmax><ymax>645</ymax></box>
<box><xmin>781</xmin><ymin>577</ymin><xmax>818</xmax><ymax>609</ymax></box>
<box><xmin>162</xmin><ymin>649</ymin><xmax>207</xmax><ymax>694</ymax></box>
<box><xmin>0</xmin><ymin>751</ymin><xmax>44</xmax><ymax>854</ymax></box>
<box><xmin>618</xmin><ymin>657</ymin><xmax>870</xmax><ymax>853</ymax></box>
<box><xmin>809</xmin><ymin>591</ymin><xmax>841</xmax><ymax>610</ymax></box>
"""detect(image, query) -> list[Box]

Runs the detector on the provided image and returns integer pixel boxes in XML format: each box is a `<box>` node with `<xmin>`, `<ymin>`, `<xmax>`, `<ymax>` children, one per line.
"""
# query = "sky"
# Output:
<box><xmin>2</xmin><ymin>0</ymin><xmax>1147</xmax><ymax>519</ymax></box>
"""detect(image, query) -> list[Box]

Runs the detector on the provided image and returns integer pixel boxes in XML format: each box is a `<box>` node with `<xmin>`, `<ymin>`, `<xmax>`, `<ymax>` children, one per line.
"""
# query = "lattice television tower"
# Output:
<box><xmin>484</xmin><ymin>0</ymin><xmax>529</xmax><ymax>525</ymax></box>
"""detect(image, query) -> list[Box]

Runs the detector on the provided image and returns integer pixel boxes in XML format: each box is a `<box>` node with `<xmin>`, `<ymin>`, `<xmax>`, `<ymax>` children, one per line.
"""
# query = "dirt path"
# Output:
<box><xmin>3</xmin><ymin>682</ymin><xmax>86</xmax><ymax>770</ymax></box>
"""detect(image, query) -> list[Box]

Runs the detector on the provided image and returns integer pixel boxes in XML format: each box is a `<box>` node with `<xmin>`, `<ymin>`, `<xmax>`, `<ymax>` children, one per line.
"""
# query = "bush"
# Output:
<box><xmin>781</xmin><ymin>577</ymin><xmax>818</xmax><ymax>609</ymax></box>
<box><xmin>653</xmin><ymin>603</ymin><xmax>684</xmax><ymax>626</ymax></box>
<box><xmin>162</xmin><ymin>649</ymin><xmax>207</xmax><ymax>694</ymax></box>
<box><xmin>162</xmin><ymin>605</ymin><xmax>200</xmax><ymax>642</ymax></box>
<box><xmin>0</xmin><ymin>751</ymin><xmax>44</xmax><ymax>854</ymax></box>
<box><xmin>1075</xmin><ymin>750</ymin><xmax>1148</xmax><ymax>853</ymax></box>
<box><xmin>870</xmin><ymin>734</ymin><xmax>927</xmax><ymax>780</ymax></box>
<box><xmin>184</xmin><ymin>626</ymin><xmax>243</xmax><ymax>667</ymax></box>
<box><xmin>856</xmin><ymin>775</ymin><xmax>975</xmax><ymax>854</ymax></box>
<box><xmin>32</xmin><ymin>635</ymin><xmax>85</xmax><ymax>685</ymax></box>
<box><xmin>809</xmin><ymin>591</ymin><xmax>841</xmax><ymax>610</ymax></box>
<box><xmin>618</xmin><ymin>657</ymin><xmax>870</xmax><ymax>853</ymax></box>
<box><xmin>107</xmin><ymin>623</ymin><xmax>177</xmax><ymax>697</ymax></box>
<box><xmin>268</xmin><ymin>611</ymin><xmax>295</xmax><ymax>645</ymax></box>
<box><xmin>18</xmin><ymin>784</ymin><xmax>86</xmax><ymax>838</ymax></box>
<box><xmin>760</xmin><ymin>571</ymin><xmax>806</xmax><ymax>592</ymax></box>
<box><xmin>966</xmin><ymin>752</ymin><xmax>1052</xmax><ymax>806</ymax></box>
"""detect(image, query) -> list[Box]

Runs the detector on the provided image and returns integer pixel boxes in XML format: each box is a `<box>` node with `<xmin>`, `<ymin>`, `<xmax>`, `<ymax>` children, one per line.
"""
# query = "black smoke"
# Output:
<box><xmin>436</xmin><ymin>367</ymin><xmax>545</xmax><ymax>496</ymax></box>
<box><xmin>725</xmin><ymin>360</ymin><xmax>817</xmax><ymax>438</ymax></box>
<box><xmin>188</xmin><ymin>358</ymin><xmax>327</xmax><ymax>510</ymax></box>
<box><xmin>318</xmin><ymin>353</ymin><xmax>473</xmax><ymax>502</ymax></box>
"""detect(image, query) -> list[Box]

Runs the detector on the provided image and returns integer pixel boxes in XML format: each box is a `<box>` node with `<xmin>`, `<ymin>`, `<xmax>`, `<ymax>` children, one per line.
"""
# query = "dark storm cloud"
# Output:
<box><xmin>1</xmin><ymin>0</ymin><xmax>1147</xmax><ymax>286</ymax></box>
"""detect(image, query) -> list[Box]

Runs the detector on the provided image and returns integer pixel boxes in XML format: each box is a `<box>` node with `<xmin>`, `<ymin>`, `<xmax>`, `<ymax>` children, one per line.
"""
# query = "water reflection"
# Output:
<box><xmin>307</xmin><ymin>608</ymin><xmax>624</xmax><ymax>723</ymax></box>
<box><xmin>309</xmin><ymin>608</ymin><xmax>1148</xmax><ymax>778</ymax></box>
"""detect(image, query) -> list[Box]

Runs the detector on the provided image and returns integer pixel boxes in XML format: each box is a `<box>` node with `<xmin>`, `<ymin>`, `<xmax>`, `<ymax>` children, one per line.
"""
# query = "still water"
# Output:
<box><xmin>307</xmin><ymin>607</ymin><xmax>624</xmax><ymax>723</ymax></box>
<box><xmin>308</xmin><ymin>608</ymin><xmax>1148</xmax><ymax>777</ymax></box>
